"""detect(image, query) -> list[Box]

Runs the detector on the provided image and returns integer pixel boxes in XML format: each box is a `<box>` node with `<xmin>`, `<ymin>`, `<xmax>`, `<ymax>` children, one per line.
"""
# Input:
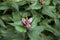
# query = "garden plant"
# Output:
<box><xmin>0</xmin><ymin>0</ymin><xmax>60</xmax><ymax>40</ymax></box>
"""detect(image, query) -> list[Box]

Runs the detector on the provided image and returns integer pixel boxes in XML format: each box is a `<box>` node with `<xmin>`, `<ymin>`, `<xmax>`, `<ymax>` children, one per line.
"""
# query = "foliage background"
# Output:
<box><xmin>0</xmin><ymin>0</ymin><xmax>60</xmax><ymax>40</ymax></box>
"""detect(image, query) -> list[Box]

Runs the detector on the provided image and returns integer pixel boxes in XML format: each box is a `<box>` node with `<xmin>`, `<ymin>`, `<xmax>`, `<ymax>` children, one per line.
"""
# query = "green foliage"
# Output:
<box><xmin>0</xmin><ymin>0</ymin><xmax>60</xmax><ymax>40</ymax></box>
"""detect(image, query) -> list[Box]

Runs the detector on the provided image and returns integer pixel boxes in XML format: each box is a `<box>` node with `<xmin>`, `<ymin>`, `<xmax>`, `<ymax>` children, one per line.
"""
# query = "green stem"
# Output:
<box><xmin>25</xmin><ymin>29</ymin><xmax>29</xmax><ymax>40</ymax></box>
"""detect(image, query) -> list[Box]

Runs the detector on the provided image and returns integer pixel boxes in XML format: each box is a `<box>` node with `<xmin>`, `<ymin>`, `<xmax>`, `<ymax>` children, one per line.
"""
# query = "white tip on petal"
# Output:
<box><xmin>22</xmin><ymin>18</ymin><xmax>26</xmax><ymax>24</ymax></box>
<box><xmin>28</xmin><ymin>18</ymin><xmax>32</xmax><ymax>23</ymax></box>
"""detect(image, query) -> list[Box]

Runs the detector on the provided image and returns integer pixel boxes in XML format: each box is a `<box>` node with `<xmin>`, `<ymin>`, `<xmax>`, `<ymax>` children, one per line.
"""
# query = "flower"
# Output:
<box><xmin>40</xmin><ymin>0</ymin><xmax>45</xmax><ymax>4</ymax></box>
<box><xmin>22</xmin><ymin>18</ymin><xmax>32</xmax><ymax>28</ymax></box>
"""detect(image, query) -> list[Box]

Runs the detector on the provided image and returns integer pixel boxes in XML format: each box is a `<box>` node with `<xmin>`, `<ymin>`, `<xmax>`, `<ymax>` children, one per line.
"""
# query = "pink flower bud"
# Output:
<box><xmin>28</xmin><ymin>18</ymin><xmax>32</xmax><ymax>23</ymax></box>
<box><xmin>22</xmin><ymin>18</ymin><xmax>32</xmax><ymax>28</ymax></box>
<box><xmin>22</xmin><ymin>18</ymin><xmax>26</xmax><ymax>24</ymax></box>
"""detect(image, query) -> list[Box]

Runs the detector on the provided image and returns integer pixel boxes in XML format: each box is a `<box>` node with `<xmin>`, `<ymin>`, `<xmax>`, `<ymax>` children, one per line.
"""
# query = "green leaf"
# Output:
<box><xmin>9</xmin><ymin>21</ymin><xmax>23</xmax><ymax>26</ymax></box>
<box><xmin>42</xmin><ymin>6</ymin><xmax>56</xmax><ymax>18</ymax></box>
<box><xmin>41</xmin><ymin>22</ymin><xmax>60</xmax><ymax>37</ymax></box>
<box><xmin>40</xmin><ymin>33</ymin><xmax>54</xmax><ymax>40</ymax></box>
<box><xmin>11</xmin><ymin>2</ymin><xmax>19</xmax><ymax>11</ymax></box>
<box><xmin>31</xmin><ymin>15</ymin><xmax>41</xmax><ymax>28</ymax></box>
<box><xmin>9</xmin><ymin>23</ymin><xmax>26</xmax><ymax>32</ymax></box>
<box><xmin>0</xmin><ymin>2</ymin><xmax>9</xmax><ymax>10</ymax></box>
<box><xmin>20</xmin><ymin>12</ymin><xmax>31</xmax><ymax>17</ymax></box>
<box><xmin>15</xmin><ymin>25</ymin><xmax>26</xmax><ymax>32</ymax></box>
<box><xmin>45</xmin><ymin>0</ymin><xmax>50</xmax><ymax>5</ymax></box>
<box><xmin>13</xmin><ymin>0</ymin><xmax>22</xmax><ymax>2</ymax></box>
<box><xmin>57</xmin><ymin>6</ymin><xmax>60</xmax><ymax>12</ymax></box>
<box><xmin>54</xmin><ymin>18</ymin><xmax>60</xmax><ymax>28</ymax></box>
<box><xmin>0</xmin><ymin>5</ymin><xmax>9</xmax><ymax>10</ymax></box>
<box><xmin>27</xmin><ymin>3</ymin><xmax>42</xmax><ymax>10</ymax></box>
<box><xmin>12</xmin><ymin>12</ymin><xmax>21</xmax><ymax>21</ymax></box>
<box><xmin>1</xmin><ymin>28</ymin><xmax>25</xmax><ymax>40</ymax></box>
<box><xmin>53</xmin><ymin>0</ymin><xmax>58</xmax><ymax>5</ymax></box>
<box><xmin>0</xmin><ymin>19</ymin><xmax>6</xmax><ymax>28</ymax></box>
<box><xmin>28</xmin><ymin>26</ymin><xmax>45</xmax><ymax>40</ymax></box>
<box><xmin>1</xmin><ymin>15</ymin><xmax>11</xmax><ymax>21</ymax></box>
<box><xmin>17</xmin><ymin>0</ymin><xmax>26</xmax><ymax>6</ymax></box>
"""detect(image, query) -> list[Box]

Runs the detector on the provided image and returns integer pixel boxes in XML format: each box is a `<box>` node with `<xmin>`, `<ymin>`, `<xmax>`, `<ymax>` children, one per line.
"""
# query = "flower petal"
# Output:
<box><xmin>22</xmin><ymin>18</ymin><xmax>26</xmax><ymax>24</ymax></box>
<box><xmin>28</xmin><ymin>18</ymin><xmax>32</xmax><ymax>23</ymax></box>
<box><xmin>25</xmin><ymin>23</ymin><xmax>31</xmax><ymax>28</ymax></box>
